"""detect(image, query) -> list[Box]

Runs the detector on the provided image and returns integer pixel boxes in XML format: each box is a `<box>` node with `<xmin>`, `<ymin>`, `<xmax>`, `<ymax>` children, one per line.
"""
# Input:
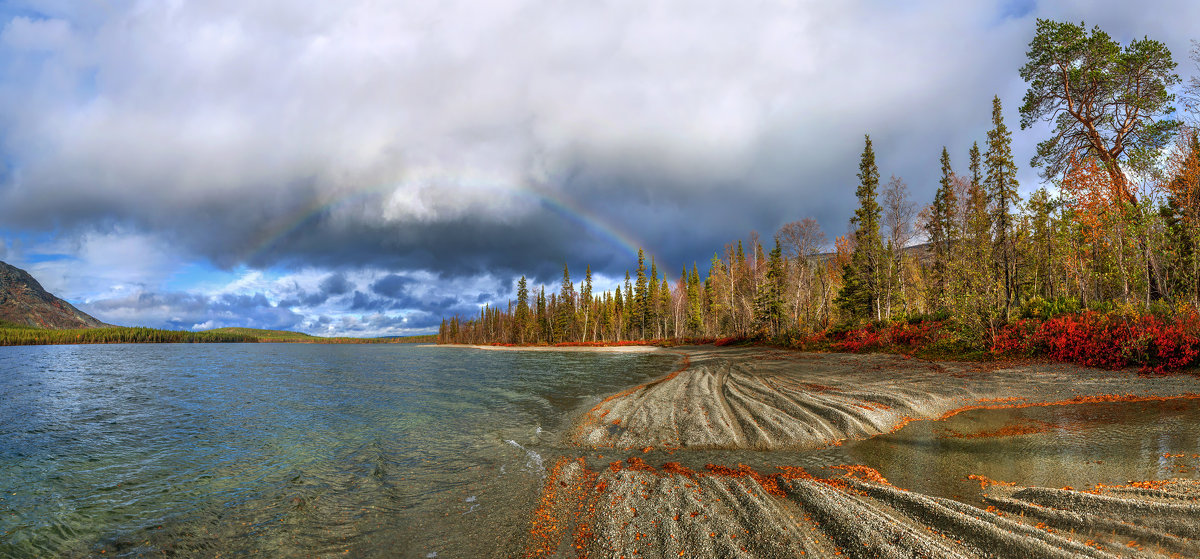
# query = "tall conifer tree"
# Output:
<box><xmin>986</xmin><ymin>95</ymin><xmax>1020</xmax><ymax>317</ymax></box>
<box><xmin>837</xmin><ymin>134</ymin><xmax>884</xmax><ymax>321</ymax></box>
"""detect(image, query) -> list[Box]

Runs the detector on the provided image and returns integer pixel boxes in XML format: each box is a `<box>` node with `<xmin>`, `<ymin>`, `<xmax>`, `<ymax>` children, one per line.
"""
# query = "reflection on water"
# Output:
<box><xmin>848</xmin><ymin>398</ymin><xmax>1200</xmax><ymax>506</ymax></box>
<box><xmin>3</xmin><ymin>344</ymin><xmax>1199</xmax><ymax>557</ymax></box>
<box><xmin>0</xmin><ymin>344</ymin><xmax>679</xmax><ymax>558</ymax></box>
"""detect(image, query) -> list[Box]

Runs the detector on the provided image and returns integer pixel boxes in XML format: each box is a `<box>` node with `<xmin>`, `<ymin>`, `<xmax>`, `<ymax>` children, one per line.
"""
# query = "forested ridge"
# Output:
<box><xmin>439</xmin><ymin>20</ymin><xmax>1200</xmax><ymax>372</ymax></box>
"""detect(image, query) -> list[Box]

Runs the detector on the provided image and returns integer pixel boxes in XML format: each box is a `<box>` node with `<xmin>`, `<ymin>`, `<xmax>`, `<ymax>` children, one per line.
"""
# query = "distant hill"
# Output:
<box><xmin>0</xmin><ymin>260</ymin><xmax>107</xmax><ymax>329</ymax></box>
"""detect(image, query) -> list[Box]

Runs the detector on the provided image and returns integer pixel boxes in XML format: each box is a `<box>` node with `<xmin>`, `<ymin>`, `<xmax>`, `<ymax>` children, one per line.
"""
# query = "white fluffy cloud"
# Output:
<box><xmin>0</xmin><ymin>1</ymin><xmax>1055</xmax><ymax>235</ymax></box>
<box><xmin>3</xmin><ymin>0</ymin><xmax>1200</xmax><ymax>332</ymax></box>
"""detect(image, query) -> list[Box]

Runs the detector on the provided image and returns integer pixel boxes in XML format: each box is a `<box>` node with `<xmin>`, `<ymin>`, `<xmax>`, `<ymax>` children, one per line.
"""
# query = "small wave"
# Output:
<box><xmin>504</xmin><ymin>440</ymin><xmax>545</xmax><ymax>476</ymax></box>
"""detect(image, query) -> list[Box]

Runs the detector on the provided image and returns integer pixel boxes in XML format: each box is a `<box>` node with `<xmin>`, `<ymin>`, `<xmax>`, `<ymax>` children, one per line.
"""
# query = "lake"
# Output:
<box><xmin>2</xmin><ymin>344</ymin><xmax>1199</xmax><ymax>557</ymax></box>
<box><xmin>0</xmin><ymin>344</ymin><xmax>678</xmax><ymax>557</ymax></box>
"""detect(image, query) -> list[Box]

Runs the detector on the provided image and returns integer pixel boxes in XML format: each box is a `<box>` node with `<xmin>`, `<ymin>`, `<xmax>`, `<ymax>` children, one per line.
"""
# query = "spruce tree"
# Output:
<box><xmin>986</xmin><ymin>95</ymin><xmax>1020</xmax><ymax>317</ymax></box>
<box><xmin>613</xmin><ymin>284</ymin><xmax>625</xmax><ymax>340</ymax></box>
<box><xmin>634</xmin><ymin>249</ymin><xmax>648</xmax><ymax>339</ymax></box>
<box><xmin>927</xmin><ymin>147</ymin><xmax>957</xmax><ymax>308</ymax></box>
<box><xmin>515</xmin><ymin>276</ymin><xmax>530</xmax><ymax>344</ymax></box>
<box><xmin>535</xmin><ymin>286</ymin><xmax>548</xmax><ymax>343</ymax></box>
<box><xmin>837</xmin><ymin>134</ymin><xmax>884</xmax><ymax>321</ymax></box>
<box><xmin>660</xmin><ymin>278</ymin><xmax>671</xmax><ymax>338</ymax></box>
<box><xmin>556</xmin><ymin>264</ymin><xmax>576</xmax><ymax>342</ymax></box>
<box><xmin>1162</xmin><ymin>132</ymin><xmax>1200</xmax><ymax>302</ymax></box>
<box><xmin>648</xmin><ymin>257</ymin><xmax>659</xmax><ymax>338</ymax></box>
<box><xmin>580</xmin><ymin>265</ymin><xmax>593</xmax><ymax>342</ymax></box>
<box><xmin>687</xmin><ymin>264</ymin><xmax>703</xmax><ymax>336</ymax></box>
<box><xmin>623</xmin><ymin>271</ymin><xmax>633</xmax><ymax>339</ymax></box>
<box><xmin>754</xmin><ymin>238</ymin><xmax>786</xmax><ymax>336</ymax></box>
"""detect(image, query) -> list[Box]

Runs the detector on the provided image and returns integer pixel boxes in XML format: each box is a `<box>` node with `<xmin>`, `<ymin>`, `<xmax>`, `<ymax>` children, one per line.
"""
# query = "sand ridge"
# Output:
<box><xmin>528</xmin><ymin>457</ymin><xmax>1200</xmax><ymax>558</ymax></box>
<box><xmin>524</xmin><ymin>346</ymin><xmax>1200</xmax><ymax>557</ymax></box>
<box><xmin>573</xmin><ymin>347</ymin><xmax>1200</xmax><ymax>451</ymax></box>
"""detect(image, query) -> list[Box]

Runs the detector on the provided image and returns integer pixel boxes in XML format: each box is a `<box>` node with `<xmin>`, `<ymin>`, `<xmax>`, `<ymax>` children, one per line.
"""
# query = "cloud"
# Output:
<box><xmin>3</xmin><ymin>1</ymin><xmax>1200</xmax><ymax>330</ymax></box>
<box><xmin>371</xmin><ymin>273</ymin><xmax>415</xmax><ymax>298</ymax></box>
<box><xmin>60</xmin><ymin>262</ymin><xmax>503</xmax><ymax>335</ymax></box>
<box><xmin>86</xmin><ymin>290</ymin><xmax>305</xmax><ymax>332</ymax></box>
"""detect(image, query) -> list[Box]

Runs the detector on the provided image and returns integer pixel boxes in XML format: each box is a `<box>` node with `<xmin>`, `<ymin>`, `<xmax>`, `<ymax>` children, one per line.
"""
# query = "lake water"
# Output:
<box><xmin>3</xmin><ymin>344</ymin><xmax>1199</xmax><ymax>558</ymax></box>
<box><xmin>0</xmin><ymin>344</ymin><xmax>679</xmax><ymax>557</ymax></box>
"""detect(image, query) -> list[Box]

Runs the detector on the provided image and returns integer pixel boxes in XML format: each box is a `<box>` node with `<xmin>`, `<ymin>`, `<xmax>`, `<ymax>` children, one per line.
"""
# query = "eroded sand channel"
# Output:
<box><xmin>527</xmin><ymin>346</ymin><xmax>1200</xmax><ymax>558</ymax></box>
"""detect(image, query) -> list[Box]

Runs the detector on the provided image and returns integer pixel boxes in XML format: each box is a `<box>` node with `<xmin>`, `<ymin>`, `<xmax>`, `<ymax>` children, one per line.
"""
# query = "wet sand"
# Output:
<box><xmin>573</xmin><ymin>347</ymin><xmax>1200</xmax><ymax>451</ymax></box>
<box><xmin>529</xmin><ymin>457</ymin><xmax>1200</xmax><ymax>558</ymax></box>
<box><xmin>430</xmin><ymin>344</ymin><xmax>665</xmax><ymax>353</ymax></box>
<box><xmin>510</xmin><ymin>345</ymin><xmax>1200</xmax><ymax>557</ymax></box>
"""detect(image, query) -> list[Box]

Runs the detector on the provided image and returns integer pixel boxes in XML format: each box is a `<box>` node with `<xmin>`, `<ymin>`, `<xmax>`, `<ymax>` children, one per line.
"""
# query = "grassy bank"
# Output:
<box><xmin>0</xmin><ymin>322</ymin><xmax>258</xmax><ymax>346</ymax></box>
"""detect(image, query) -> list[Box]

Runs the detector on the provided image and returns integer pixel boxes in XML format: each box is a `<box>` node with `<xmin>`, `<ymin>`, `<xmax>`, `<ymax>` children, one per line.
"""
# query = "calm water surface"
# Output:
<box><xmin>0</xmin><ymin>344</ymin><xmax>679</xmax><ymax>557</ymax></box>
<box><xmin>3</xmin><ymin>344</ymin><xmax>1199</xmax><ymax>557</ymax></box>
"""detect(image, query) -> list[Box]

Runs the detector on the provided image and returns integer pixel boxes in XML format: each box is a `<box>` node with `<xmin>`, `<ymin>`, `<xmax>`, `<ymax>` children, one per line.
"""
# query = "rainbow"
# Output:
<box><xmin>240</xmin><ymin>179</ymin><xmax>656</xmax><ymax>272</ymax></box>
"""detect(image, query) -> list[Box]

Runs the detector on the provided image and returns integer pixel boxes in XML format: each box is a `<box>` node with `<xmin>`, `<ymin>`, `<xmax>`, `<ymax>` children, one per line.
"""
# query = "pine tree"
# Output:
<box><xmin>556</xmin><ymin>264</ymin><xmax>576</xmax><ymax>342</ymax></box>
<box><xmin>1161</xmin><ymin>132</ymin><xmax>1200</xmax><ymax>302</ymax></box>
<box><xmin>515</xmin><ymin>276</ymin><xmax>530</xmax><ymax>344</ymax></box>
<box><xmin>927</xmin><ymin>147</ymin><xmax>958</xmax><ymax>308</ymax></box>
<box><xmin>660</xmin><ymin>278</ymin><xmax>671</xmax><ymax>338</ymax></box>
<box><xmin>623</xmin><ymin>271</ymin><xmax>633</xmax><ymax>339</ymax></box>
<box><xmin>837</xmin><ymin>134</ymin><xmax>884</xmax><ymax>321</ymax></box>
<box><xmin>754</xmin><ymin>238</ymin><xmax>786</xmax><ymax>336</ymax></box>
<box><xmin>580</xmin><ymin>265</ymin><xmax>593</xmax><ymax>342</ymax></box>
<box><xmin>648</xmin><ymin>257</ymin><xmax>659</xmax><ymax>339</ymax></box>
<box><xmin>986</xmin><ymin>95</ymin><xmax>1020</xmax><ymax>318</ymax></box>
<box><xmin>687</xmin><ymin>263</ymin><xmax>703</xmax><ymax>335</ymax></box>
<box><xmin>535</xmin><ymin>286</ymin><xmax>548</xmax><ymax>343</ymax></box>
<box><xmin>960</xmin><ymin>141</ymin><xmax>992</xmax><ymax>302</ymax></box>
<box><xmin>613</xmin><ymin>284</ymin><xmax>625</xmax><ymax>340</ymax></box>
<box><xmin>634</xmin><ymin>249</ymin><xmax>648</xmax><ymax>339</ymax></box>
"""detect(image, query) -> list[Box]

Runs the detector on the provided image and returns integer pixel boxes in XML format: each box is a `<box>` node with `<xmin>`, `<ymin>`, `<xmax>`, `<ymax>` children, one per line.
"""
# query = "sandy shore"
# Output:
<box><xmin>573</xmin><ymin>346</ymin><xmax>1200</xmax><ymax>450</ymax></box>
<box><xmin>427</xmin><ymin>343</ymin><xmax>666</xmax><ymax>353</ymax></box>
<box><xmin>529</xmin><ymin>457</ymin><xmax>1200</xmax><ymax>558</ymax></box>
<box><xmin>521</xmin><ymin>345</ymin><xmax>1200</xmax><ymax>557</ymax></box>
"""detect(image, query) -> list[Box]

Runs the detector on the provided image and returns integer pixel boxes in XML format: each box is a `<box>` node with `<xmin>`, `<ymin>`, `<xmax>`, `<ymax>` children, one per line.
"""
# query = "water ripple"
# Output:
<box><xmin>0</xmin><ymin>343</ymin><xmax>678</xmax><ymax>557</ymax></box>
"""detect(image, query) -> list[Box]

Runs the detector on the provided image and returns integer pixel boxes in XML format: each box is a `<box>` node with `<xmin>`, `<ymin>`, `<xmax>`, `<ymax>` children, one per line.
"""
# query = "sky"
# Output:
<box><xmin>1</xmin><ymin>0</ymin><xmax>1198</xmax><ymax>336</ymax></box>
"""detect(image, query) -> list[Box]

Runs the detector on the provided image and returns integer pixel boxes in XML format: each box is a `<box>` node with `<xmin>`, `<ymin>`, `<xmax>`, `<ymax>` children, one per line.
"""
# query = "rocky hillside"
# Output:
<box><xmin>0</xmin><ymin>261</ymin><xmax>107</xmax><ymax>329</ymax></box>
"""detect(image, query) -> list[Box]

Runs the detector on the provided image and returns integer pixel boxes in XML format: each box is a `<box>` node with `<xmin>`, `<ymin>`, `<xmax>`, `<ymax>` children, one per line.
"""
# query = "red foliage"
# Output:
<box><xmin>832</xmin><ymin>327</ymin><xmax>884</xmax><ymax>352</ymax></box>
<box><xmin>989</xmin><ymin>311</ymin><xmax>1200</xmax><ymax>373</ymax></box>
<box><xmin>822</xmin><ymin>320</ymin><xmax>945</xmax><ymax>354</ymax></box>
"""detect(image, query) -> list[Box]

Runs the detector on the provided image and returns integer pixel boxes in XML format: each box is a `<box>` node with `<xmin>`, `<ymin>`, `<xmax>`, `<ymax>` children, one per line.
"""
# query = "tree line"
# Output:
<box><xmin>439</xmin><ymin>19</ymin><xmax>1200</xmax><ymax>348</ymax></box>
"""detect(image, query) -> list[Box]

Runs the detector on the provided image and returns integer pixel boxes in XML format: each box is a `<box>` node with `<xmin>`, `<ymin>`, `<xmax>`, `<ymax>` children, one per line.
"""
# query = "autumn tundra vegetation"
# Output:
<box><xmin>438</xmin><ymin>20</ymin><xmax>1200</xmax><ymax>373</ymax></box>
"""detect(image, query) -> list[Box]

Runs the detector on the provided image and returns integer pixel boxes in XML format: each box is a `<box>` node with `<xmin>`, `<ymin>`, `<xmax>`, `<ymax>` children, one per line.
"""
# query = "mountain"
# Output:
<box><xmin>0</xmin><ymin>261</ymin><xmax>107</xmax><ymax>329</ymax></box>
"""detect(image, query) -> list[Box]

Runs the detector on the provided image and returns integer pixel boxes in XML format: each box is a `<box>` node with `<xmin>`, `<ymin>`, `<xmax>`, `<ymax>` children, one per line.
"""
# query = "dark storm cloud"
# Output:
<box><xmin>3</xmin><ymin>0</ymin><xmax>1200</xmax><ymax>306</ymax></box>
<box><xmin>86</xmin><ymin>291</ymin><xmax>304</xmax><ymax>331</ymax></box>
<box><xmin>277</xmin><ymin>272</ymin><xmax>355</xmax><ymax>307</ymax></box>
<box><xmin>370</xmin><ymin>274</ymin><xmax>415</xmax><ymax>299</ymax></box>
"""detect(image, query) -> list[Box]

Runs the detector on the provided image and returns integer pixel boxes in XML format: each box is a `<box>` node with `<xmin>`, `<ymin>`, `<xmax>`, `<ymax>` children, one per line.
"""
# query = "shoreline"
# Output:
<box><xmin>527</xmin><ymin>345</ymin><xmax>1200</xmax><ymax>557</ymax></box>
<box><xmin>429</xmin><ymin>343</ymin><xmax>669</xmax><ymax>353</ymax></box>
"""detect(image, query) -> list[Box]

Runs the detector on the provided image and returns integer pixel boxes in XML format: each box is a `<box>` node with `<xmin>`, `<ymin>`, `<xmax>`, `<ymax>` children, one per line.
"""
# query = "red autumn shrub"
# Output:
<box><xmin>832</xmin><ymin>326</ymin><xmax>884</xmax><ymax>352</ymax></box>
<box><xmin>990</xmin><ymin>319</ymin><xmax>1037</xmax><ymax>357</ymax></box>
<box><xmin>990</xmin><ymin>311</ymin><xmax>1200</xmax><ymax>373</ymax></box>
<box><xmin>888</xmin><ymin>320</ymin><xmax>944</xmax><ymax>350</ymax></box>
